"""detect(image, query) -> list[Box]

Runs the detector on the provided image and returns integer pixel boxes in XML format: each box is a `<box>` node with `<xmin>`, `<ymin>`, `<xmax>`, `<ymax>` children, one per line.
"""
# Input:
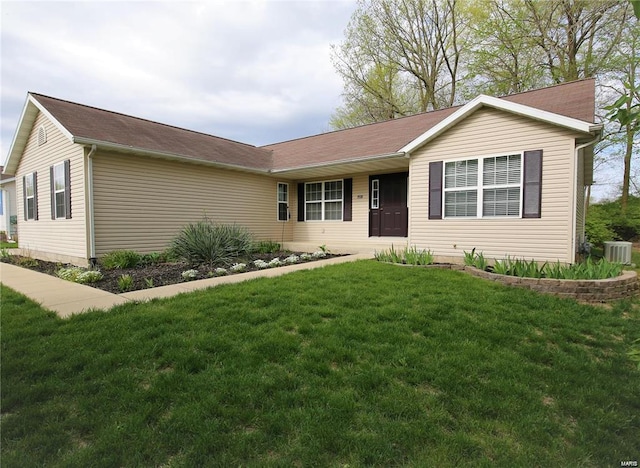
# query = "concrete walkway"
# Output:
<box><xmin>0</xmin><ymin>253</ymin><xmax>372</xmax><ymax>318</ymax></box>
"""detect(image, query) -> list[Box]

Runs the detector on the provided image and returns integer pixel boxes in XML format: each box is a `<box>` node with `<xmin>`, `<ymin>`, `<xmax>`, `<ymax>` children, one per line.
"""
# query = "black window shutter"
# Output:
<box><xmin>33</xmin><ymin>172</ymin><xmax>38</xmax><ymax>221</ymax></box>
<box><xmin>297</xmin><ymin>183</ymin><xmax>305</xmax><ymax>222</ymax></box>
<box><xmin>523</xmin><ymin>150</ymin><xmax>543</xmax><ymax>218</ymax></box>
<box><xmin>64</xmin><ymin>159</ymin><xmax>72</xmax><ymax>219</ymax></box>
<box><xmin>50</xmin><ymin>166</ymin><xmax>55</xmax><ymax>219</ymax></box>
<box><xmin>23</xmin><ymin>176</ymin><xmax>27</xmax><ymax>221</ymax></box>
<box><xmin>343</xmin><ymin>178</ymin><xmax>352</xmax><ymax>221</ymax></box>
<box><xmin>429</xmin><ymin>161</ymin><xmax>443</xmax><ymax>220</ymax></box>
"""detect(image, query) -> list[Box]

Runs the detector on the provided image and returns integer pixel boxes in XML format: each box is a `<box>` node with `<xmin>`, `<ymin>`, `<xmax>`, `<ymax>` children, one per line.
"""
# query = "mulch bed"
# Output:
<box><xmin>2</xmin><ymin>252</ymin><xmax>345</xmax><ymax>295</ymax></box>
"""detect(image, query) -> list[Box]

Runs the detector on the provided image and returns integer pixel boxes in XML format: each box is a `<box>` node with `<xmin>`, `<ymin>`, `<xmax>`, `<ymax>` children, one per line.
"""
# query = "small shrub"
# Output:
<box><xmin>284</xmin><ymin>254</ymin><xmax>299</xmax><ymax>264</ymax></box>
<box><xmin>77</xmin><ymin>270</ymin><xmax>104</xmax><ymax>284</ymax></box>
<box><xmin>118</xmin><ymin>274</ymin><xmax>134</xmax><ymax>292</ymax></box>
<box><xmin>181</xmin><ymin>269</ymin><xmax>199</xmax><ymax>281</ymax></box>
<box><xmin>463</xmin><ymin>248</ymin><xmax>477</xmax><ymax>266</ymax></box>
<box><xmin>268</xmin><ymin>257</ymin><xmax>282</xmax><ymax>267</ymax></box>
<box><xmin>140</xmin><ymin>252</ymin><xmax>165</xmax><ymax>266</ymax></box>
<box><xmin>230</xmin><ymin>263</ymin><xmax>246</xmax><ymax>273</ymax></box>
<box><xmin>171</xmin><ymin>218</ymin><xmax>254</xmax><ymax>266</ymax></box>
<box><xmin>253</xmin><ymin>259</ymin><xmax>269</xmax><ymax>269</ymax></box>
<box><xmin>144</xmin><ymin>278</ymin><xmax>155</xmax><ymax>288</ymax></box>
<box><xmin>214</xmin><ymin>267</ymin><xmax>228</xmax><ymax>276</ymax></box>
<box><xmin>300</xmin><ymin>253</ymin><xmax>312</xmax><ymax>261</ymax></box>
<box><xmin>252</xmin><ymin>240</ymin><xmax>281</xmax><ymax>254</ymax></box>
<box><xmin>1</xmin><ymin>247</ymin><xmax>12</xmax><ymax>260</ymax></box>
<box><xmin>102</xmin><ymin>250</ymin><xmax>141</xmax><ymax>269</ymax></box>
<box><xmin>312</xmin><ymin>250</ymin><xmax>327</xmax><ymax>259</ymax></box>
<box><xmin>463</xmin><ymin>248</ymin><xmax>488</xmax><ymax>271</ymax></box>
<box><xmin>16</xmin><ymin>256</ymin><xmax>39</xmax><ymax>268</ymax></box>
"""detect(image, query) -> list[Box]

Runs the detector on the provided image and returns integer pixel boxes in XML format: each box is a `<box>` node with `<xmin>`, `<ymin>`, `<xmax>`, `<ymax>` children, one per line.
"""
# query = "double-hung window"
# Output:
<box><xmin>305</xmin><ymin>180</ymin><xmax>343</xmax><ymax>221</ymax></box>
<box><xmin>444</xmin><ymin>159</ymin><xmax>479</xmax><ymax>217</ymax></box>
<box><xmin>277</xmin><ymin>182</ymin><xmax>289</xmax><ymax>221</ymax></box>
<box><xmin>50</xmin><ymin>160</ymin><xmax>71</xmax><ymax>219</ymax></box>
<box><xmin>53</xmin><ymin>162</ymin><xmax>66</xmax><ymax>218</ymax></box>
<box><xmin>443</xmin><ymin>153</ymin><xmax>522</xmax><ymax>218</ymax></box>
<box><xmin>482</xmin><ymin>154</ymin><xmax>521</xmax><ymax>217</ymax></box>
<box><xmin>24</xmin><ymin>172</ymin><xmax>36</xmax><ymax>220</ymax></box>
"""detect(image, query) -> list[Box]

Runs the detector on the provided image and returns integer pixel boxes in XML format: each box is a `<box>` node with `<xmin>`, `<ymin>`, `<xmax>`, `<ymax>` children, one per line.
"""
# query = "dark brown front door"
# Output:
<box><xmin>369</xmin><ymin>172</ymin><xmax>408</xmax><ymax>237</ymax></box>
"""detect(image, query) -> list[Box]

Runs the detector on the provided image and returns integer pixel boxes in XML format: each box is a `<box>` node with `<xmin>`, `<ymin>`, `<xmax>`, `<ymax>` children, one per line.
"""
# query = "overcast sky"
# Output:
<box><xmin>1</xmin><ymin>0</ymin><xmax>357</xmax><ymax>163</ymax></box>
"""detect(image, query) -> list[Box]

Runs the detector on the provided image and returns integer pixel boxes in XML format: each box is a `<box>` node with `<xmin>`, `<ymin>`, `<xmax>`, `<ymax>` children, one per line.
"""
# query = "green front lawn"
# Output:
<box><xmin>2</xmin><ymin>261</ymin><xmax>639</xmax><ymax>466</ymax></box>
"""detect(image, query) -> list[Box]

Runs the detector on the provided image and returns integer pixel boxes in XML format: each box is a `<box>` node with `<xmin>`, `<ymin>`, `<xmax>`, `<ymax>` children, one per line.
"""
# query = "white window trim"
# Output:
<box><xmin>304</xmin><ymin>179</ymin><xmax>344</xmax><ymax>222</ymax></box>
<box><xmin>442</xmin><ymin>152</ymin><xmax>524</xmax><ymax>219</ymax></box>
<box><xmin>53</xmin><ymin>162</ymin><xmax>66</xmax><ymax>219</ymax></box>
<box><xmin>25</xmin><ymin>172</ymin><xmax>36</xmax><ymax>220</ymax></box>
<box><xmin>277</xmin><ymin>182</ymin><xmax>289</xmax><ymax>222</ymax></box>
<box><xmin>371</xmin><ymin>179</ymin><xmax>379</xmax><ymax>209</ymax></box>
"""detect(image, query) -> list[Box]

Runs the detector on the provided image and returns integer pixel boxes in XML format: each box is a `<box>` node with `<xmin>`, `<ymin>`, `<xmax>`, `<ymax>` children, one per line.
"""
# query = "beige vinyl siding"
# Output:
<box><xmin>92</xmin><ymin>152</ymin><xmax>293</xmax><ymax>255</ymax></box>
<box><xmin>14</xmin><ymin>112</ymin><xmax>86</xmax><ymax>261</ymax></box>
<box><xmin>409</xmin><ymin>107</ymin><xmax>584</xmax><ymax>263</ymax></box>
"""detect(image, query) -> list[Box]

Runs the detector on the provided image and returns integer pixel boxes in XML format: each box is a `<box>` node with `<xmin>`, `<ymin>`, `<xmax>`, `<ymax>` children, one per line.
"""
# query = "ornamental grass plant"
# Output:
<box><xmin>170</xmin><ymin>218</ymin><xmax>254</xmax><ymax>266</ymax></box>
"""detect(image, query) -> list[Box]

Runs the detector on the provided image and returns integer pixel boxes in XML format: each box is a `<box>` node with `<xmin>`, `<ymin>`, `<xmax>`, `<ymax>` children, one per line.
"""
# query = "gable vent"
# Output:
<box><xmin>37</xmin><ymin>125</ymin><xmax>47</xmax><ymax>146</ymax></box>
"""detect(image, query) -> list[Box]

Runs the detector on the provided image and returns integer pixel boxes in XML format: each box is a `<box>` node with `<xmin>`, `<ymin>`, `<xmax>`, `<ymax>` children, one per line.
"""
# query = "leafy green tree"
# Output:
<box><xmin>603</xmin><ymin>20</ymin><xmax>640</xmax><ymax>212</ymax></box>
<box><xmin>330</xmin><ymin>0</ymin><xmax>472</xmax><ymax>128</ymax></box>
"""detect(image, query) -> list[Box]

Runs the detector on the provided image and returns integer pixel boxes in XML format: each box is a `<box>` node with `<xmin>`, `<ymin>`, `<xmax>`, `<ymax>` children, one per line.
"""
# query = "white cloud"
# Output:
<box><xmin>1</xmin><ymin>0</ymin><xmax>356</xmax><ymax>161</ymax></box>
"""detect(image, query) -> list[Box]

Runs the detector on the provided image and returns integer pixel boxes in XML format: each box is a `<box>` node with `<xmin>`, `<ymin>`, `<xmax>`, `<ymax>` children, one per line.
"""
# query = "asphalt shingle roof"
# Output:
<box><xmin>30</xmin><ymin>79</ymin><xmax>595</xmax><ymax>172</ymax></box>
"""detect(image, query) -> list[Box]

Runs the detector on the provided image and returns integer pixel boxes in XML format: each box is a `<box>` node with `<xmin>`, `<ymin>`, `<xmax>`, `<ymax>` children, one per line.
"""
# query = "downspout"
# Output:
<box><xmin>572</xmin><ymin>134</ymin><xmax>600</xmax><ymax>261</ymax></box>
<box><xmin>86</xmin><ymin>145</ymin><xmax>97</xmax><ymax>266</ymax></box>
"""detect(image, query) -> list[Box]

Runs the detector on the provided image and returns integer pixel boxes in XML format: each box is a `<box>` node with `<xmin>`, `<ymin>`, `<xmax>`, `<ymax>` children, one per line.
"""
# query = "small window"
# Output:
<box><xmin>37</xmin><ymin>125</ymin><xmax>47</xmax><ymax>146</ymax></box>
<box><xmin>277</xmin><ymin>182</ymin><xmax>289</xmax><ymax>221</ymax></box>
<box><xmin>53</xmin><ymin>163</ymin><xmax>66</xmax><ymax>218</ymax></box>
<box><xmin>50</xmin><ymin>160</ymin><xmax>71</xmax><ymax>220</ymax></box>
<box><xmin>24</xmin><ymin>172</ymin><xmax>36</xmax><ymax>220</ymax></box>
<box><xmin>371</xmin><ymin>179</ymin><xmax>379</xmax><ymax>209</ymax></box>
<box><xmin>304</xmin><ymin>180</ymin><xmax>343</xmax><ymax>221</ymax></box>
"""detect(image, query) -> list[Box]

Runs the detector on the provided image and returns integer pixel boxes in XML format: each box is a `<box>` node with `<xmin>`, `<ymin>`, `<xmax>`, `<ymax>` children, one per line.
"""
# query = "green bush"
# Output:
<box><xmin>252</xmin><ymin>240</ymin><xmax>281</xmax><ymax>254</ymax></box>
<box><xmin>587</xmin><ymin>196</ymin><xmax>640</xmax><ymax>247</ymax></box>
<box><xmin>170</xmin><ymin>218</ymin><xmax>254</xmax><ymax>266</ymax></box>
<box><xmin>57</xmin><ymin>267</ymin><xmax>103</xmax><ymax>284</ymax></box>
<box><xmin>101</xmin><ymin>250</ymin><xmax>141</xmax><ymax>269</ymax></box>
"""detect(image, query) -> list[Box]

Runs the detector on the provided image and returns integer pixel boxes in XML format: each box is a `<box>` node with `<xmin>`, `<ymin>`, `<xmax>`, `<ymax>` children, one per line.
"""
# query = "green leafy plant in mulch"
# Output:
<box><xmin>1</xmin><ymin>261</ymin><xmax>638</xmax><ymax>466</ymax></box>
<box><xmin>467</xmin><ymin>249</ymin><xmax>624</xmax><ymax>280</ymax></box>
<box><xmin>463</xmin><ymin>247</ymin><xmax>487</xmax><ymax>270</ymax></box>
<box><xmin>56</xmin><ymin>267</ymin><xmax>104</xmax><ymax>284</ymax></box>
<box><xmin>101</xmin><ymin>250</ymin><xmax>142</xmax><ymax>270</ymax></box>
<box><xmin>252</xmin><ymin>240</ymin><xmax>281</xmax><ymax>254</ymax></box>
<box><xmin>117</xmin><ymin>274</ymin><xmax>134</xmax><ymax>292</ymax></box>
<box><xmin>170</xmin><ymin>217</ymin><xmax>254</xmax><ymax>266</ymax></box>
<box><xmin>375</xmin><ymin>245</ymin><xmax>434</xmax><ymax>265</ymax></box>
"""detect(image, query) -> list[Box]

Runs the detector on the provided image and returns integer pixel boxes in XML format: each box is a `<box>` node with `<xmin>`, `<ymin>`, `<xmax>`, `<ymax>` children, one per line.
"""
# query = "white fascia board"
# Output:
<box><xmin>399</xmin><ymin>94</ymin><xmax>599</xmax><ymax>155</ymax></box>
<box><xmin>73</xmin><ymin>137</ymin><xmax>271</xmax><ymax>175</ymax></box>
<box><xmin>4</xmin><ymin>94</ymin><xmax>75</xmax><ymax>175</ymax></box>
<box><xmin>270</xmin><ymin>152</ymin><xmax>407</xmax><ymax>174</ymax></box>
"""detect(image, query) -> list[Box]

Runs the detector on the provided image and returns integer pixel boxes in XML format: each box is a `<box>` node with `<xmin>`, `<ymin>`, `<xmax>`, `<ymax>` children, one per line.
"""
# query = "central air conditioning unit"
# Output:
<box><xmin>603</xmin><ymin>241</ymin><xmax>632</xmax><ymax>265</ymax></box>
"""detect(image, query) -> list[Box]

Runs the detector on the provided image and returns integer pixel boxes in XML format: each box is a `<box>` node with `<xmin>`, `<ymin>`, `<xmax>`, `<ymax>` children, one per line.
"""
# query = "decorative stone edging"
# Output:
<box><xmin>463</xmin><ymin>266</ymin><xmax>639</xmax><ymax>302</ymax></box>
<box><xmin>385</xmin><ymin>262</ymin><xmax>639</xmax><ymax>302</ymax></box>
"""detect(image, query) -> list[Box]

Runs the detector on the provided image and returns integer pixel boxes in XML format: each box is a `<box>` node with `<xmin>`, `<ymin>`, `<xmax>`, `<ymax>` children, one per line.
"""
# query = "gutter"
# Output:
<box><xmin>572</xmin><ymin>132</ymin><xmax>601</xmax><ymax>261</ymax></box>
<box><xmin>73</xmin><ymin>137</ymin><xmax>271</xmax><ymax>175</ymax></box>
<box><xmin>86</xmin><ymin>144</ymin><xmax>97</xmax><ymax>265</ymax></box>
<box><xmin>270</xmin><ymin>152</ymin><xmax>407</xmax><ymax>174</ymax></box>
